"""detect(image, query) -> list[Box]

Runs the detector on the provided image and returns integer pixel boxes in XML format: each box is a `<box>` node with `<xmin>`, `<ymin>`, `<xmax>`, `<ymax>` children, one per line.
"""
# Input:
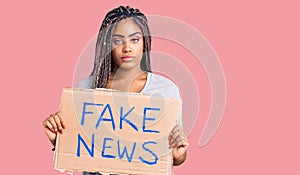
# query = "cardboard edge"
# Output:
<box><xmin>54</xmin><ymin>87</ymin><xmax>181</xmax><ymax>174</ymax></box>
<box><xmin>54</xmin><ymin>87</ymin><xmax>66</xmax><ymax>171</ymax></box>
<box><xmin>63</xmin><ymin>86</ymin><xmax>182</xmax><ymax>103</ymax></box>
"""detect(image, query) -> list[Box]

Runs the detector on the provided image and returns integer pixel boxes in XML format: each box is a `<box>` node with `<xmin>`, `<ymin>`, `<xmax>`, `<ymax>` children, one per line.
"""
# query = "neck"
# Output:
<box><xmin>112</xmin><ymin>67</ymin><xmax>144</xmax><ymax>81</ymax></box>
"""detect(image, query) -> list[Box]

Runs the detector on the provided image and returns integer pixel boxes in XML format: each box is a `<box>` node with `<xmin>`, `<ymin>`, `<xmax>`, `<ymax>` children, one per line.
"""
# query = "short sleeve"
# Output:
<box><xmin>76</xmin><ymin>76</ymin><xmax>95</xmax><ymax>89</ymax></box>
<box><xmin>142</xmin><ymin>73</ymin><xmax>183</xmax><ymax>127</ymax></box>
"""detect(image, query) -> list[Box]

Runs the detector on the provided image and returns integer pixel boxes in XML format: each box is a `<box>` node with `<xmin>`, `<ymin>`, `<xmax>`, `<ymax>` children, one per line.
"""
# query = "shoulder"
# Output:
<box><xmin>142</xmin><ymin>72</ymin><xmax>181</xmax><ymax>99</ymax></box>
<box><xmin>76</xmin><ymin>76</ymin><xmax>95</xmax><ymax>89</ymax></box>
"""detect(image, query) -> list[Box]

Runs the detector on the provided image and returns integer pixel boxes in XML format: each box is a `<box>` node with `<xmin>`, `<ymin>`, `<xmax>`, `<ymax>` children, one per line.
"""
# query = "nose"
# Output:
<box><xmin>122</xmin><ymin>40</ymin><xmax>132</xmax><ymax>53</ymax></box>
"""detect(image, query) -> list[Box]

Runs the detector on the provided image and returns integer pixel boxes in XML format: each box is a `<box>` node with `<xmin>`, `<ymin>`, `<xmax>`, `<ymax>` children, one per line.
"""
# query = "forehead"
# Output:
<box><xmin>112</xmin><ymin>18</ymin><xmax>142</xmax><ymax>35</ymax></box>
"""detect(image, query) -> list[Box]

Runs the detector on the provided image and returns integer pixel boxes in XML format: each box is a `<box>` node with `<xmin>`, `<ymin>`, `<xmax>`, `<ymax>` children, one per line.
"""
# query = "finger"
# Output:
<box><xmin>177</xmin><ymin>146</ymin><xmax>188</xmax><ymax>155</ymax></box>
<box><xmin>169</xmin><ymin>125</ymin><xmax>182</xmax><ymax>143</ymax></box>
<box><xmin>169</xmin><ymin>131</ymin><xmax>175</xmax><ymax>142</ymax></box>
<box><xmin>168</xmin><ymin>132</ymin><xmax>172</xmax><ymax>141</ymax></box>
<box><xmin>53</xmin><ymin>114</ymin><xmax>63</xmax><ymax>133</ymax></box>
<box><xmin>170</xmin><ymin>125</ymin><xmax>181</xmax><ymax>135</ymax></box>
<box><xmin>169</xmin><ymin>136</ymin><xmax>173</xmax><ymax>148</ymax></box>
<box><xmin>176</xmin><ymin>139</ymin><xmax>189</xmax><ymax>148</ymax></box>
<box><xmin>173</xmin><ymin>134</ymin><xmax>188</xmax><ymax>148</ymax></box>
<box><xmin>44</xmin><ymin>120</ymin><xmax>55</xmax><ymax>132</ymax></box>
<box><xmin>170</xmin><ymin>133</ymin><xmax>179</xmax><ymax>147</ymax></box>
<box><xmin>56</xmin><ymin>111</ymin><xmax>66</xmax><ymax>129</ymax></box>
<box><xmin>42</xmin><ymin>119</ymin><xmax>50</xmax><ymax>128</ymax></box>
<box><xmin>171</xmin><ymin>130</ymin><xmax>184</xmax><ymax>144</ymax></box>
<box><xmin>171</xmin><ymin>134</ymin><xmax>182</xmax><ymax>148</ymax></box>
<box><xmin>169</xmin><ymin>125</ymin><xmax>184</xmax><ymax>148</ymax></box>
<box><xmin>49</xmin><ymin>115</ymin><xmax>58</xmax><ymax>132</ymax></box>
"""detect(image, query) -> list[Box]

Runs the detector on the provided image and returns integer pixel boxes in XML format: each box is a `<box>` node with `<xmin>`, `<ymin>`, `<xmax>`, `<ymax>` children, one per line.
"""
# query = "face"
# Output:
<box><xmin>111</xmin><ymin>18</ymin><xmax>144</xmax><ymax>71</ymax></box>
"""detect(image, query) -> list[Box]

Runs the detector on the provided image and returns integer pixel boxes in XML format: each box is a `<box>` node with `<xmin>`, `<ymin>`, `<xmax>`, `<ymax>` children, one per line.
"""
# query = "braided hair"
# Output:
<box><xmin>90</xmin><ymin>6</ymin><xmax>152</xmax><ymax>88</ymax></box>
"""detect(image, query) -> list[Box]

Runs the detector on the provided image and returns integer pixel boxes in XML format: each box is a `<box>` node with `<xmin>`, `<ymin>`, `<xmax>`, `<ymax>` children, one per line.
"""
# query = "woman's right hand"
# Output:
<box><xmin>42</xmin><ymin>111</ymin><xmax>66</xmax><ymax>146</ymax></box>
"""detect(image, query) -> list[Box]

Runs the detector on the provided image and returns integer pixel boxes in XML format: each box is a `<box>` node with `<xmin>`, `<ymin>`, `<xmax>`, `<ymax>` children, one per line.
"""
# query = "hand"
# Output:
<box><xmin>168</xmin><ymin>124</ymin><xmax>189</xmax><ymax>166</ymax></box>
<box><xmin>42</xmin><ymin>111</ymin><xmax>66</xmax><ymax>146</ymax></box>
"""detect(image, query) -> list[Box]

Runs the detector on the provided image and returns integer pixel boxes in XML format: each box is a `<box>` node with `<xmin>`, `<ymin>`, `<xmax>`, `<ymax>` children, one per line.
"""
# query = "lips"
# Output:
<box><xmin>121</xmin><ymin>56</ymin><xmax>134</xmax><ymax>61</ymax></box>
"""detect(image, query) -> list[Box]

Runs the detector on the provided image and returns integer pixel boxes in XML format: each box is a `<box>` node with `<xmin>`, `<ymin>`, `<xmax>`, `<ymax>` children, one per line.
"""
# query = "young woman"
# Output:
<box><xmin>43</xmin><ymin>6</ymin><xmax>189</xmax><ymax>175</ymax></box>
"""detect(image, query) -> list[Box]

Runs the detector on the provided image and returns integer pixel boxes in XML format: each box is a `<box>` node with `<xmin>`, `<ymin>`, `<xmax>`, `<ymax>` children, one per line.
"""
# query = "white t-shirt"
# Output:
<box><xmin>76</xmin><ymin>72</ymin><xmax>182</xmax><ymax>126</ymax></box>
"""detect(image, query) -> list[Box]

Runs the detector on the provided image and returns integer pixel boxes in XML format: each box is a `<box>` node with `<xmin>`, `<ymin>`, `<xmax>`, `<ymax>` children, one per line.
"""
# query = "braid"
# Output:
<box><xmin>90</xmin><ymin>6</ymin><xmax>152</xmax><ymax>88</ymax></box>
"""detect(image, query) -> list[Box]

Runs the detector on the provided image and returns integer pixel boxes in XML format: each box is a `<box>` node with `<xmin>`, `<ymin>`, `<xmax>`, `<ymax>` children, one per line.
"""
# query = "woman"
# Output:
<box><xmin>43</xmin><ymin>6</ymin><xmax>189</xmax><ymax>175</ymax></box>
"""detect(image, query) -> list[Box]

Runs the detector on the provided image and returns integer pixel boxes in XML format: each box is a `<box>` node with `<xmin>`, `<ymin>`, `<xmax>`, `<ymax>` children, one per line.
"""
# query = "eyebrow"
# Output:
<box><xmin>112</xmin><ymin>32</ymin><xmax>142</xmax><ymax>38</ymax></box>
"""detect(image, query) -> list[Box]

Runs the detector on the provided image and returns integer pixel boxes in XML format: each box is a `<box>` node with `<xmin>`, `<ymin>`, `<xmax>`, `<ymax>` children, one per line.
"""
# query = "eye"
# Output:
<box><xmin>131</xmin><ymin>38</ymin><xmax>140</xmax><ymax>43</ymax></box>
<box><xmin>112</xmin><ymin>39</ymin><xmax>123</xmax><ymax>45</ymax></box>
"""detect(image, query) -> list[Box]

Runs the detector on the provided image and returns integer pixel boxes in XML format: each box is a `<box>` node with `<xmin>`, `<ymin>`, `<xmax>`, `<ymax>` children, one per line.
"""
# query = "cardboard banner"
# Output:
<box><xmin>54</xmin><ymin>87</ymin><xmax>181</xmax><ymax>175</ymax></box>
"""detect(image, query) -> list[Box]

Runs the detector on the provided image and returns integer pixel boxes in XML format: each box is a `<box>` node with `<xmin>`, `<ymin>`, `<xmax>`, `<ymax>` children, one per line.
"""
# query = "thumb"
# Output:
<box><xmin>178</xmin><ymin>147</ymin><xmax>186</xmax><ymax>154</ymax></box>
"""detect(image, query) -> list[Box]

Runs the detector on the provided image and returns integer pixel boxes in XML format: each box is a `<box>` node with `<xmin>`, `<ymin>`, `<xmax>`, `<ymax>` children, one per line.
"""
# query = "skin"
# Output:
<box><xmin>108</xmin><ymin>18</ymin><xmax>147</xmax><ymax>93</ymax></box>
<box><xmin>42</xmin><ymin>18</ymin><xmax>189</xmax><ymax>168</ymax></box>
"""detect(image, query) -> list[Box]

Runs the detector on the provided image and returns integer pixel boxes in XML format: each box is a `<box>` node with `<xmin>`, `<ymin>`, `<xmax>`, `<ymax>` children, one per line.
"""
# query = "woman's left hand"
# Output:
<box><xmin>169</xmin><ymin>124</ymin><xmax>189</xmax><ymax>165</ymax></box>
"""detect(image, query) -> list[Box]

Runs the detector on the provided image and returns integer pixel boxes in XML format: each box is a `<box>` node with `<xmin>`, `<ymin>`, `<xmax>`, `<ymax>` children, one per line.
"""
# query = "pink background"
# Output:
<box><xmin>1</xmin><ymin>0</ymin><xmax>299</xmax><ymax>174</ymax></box>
